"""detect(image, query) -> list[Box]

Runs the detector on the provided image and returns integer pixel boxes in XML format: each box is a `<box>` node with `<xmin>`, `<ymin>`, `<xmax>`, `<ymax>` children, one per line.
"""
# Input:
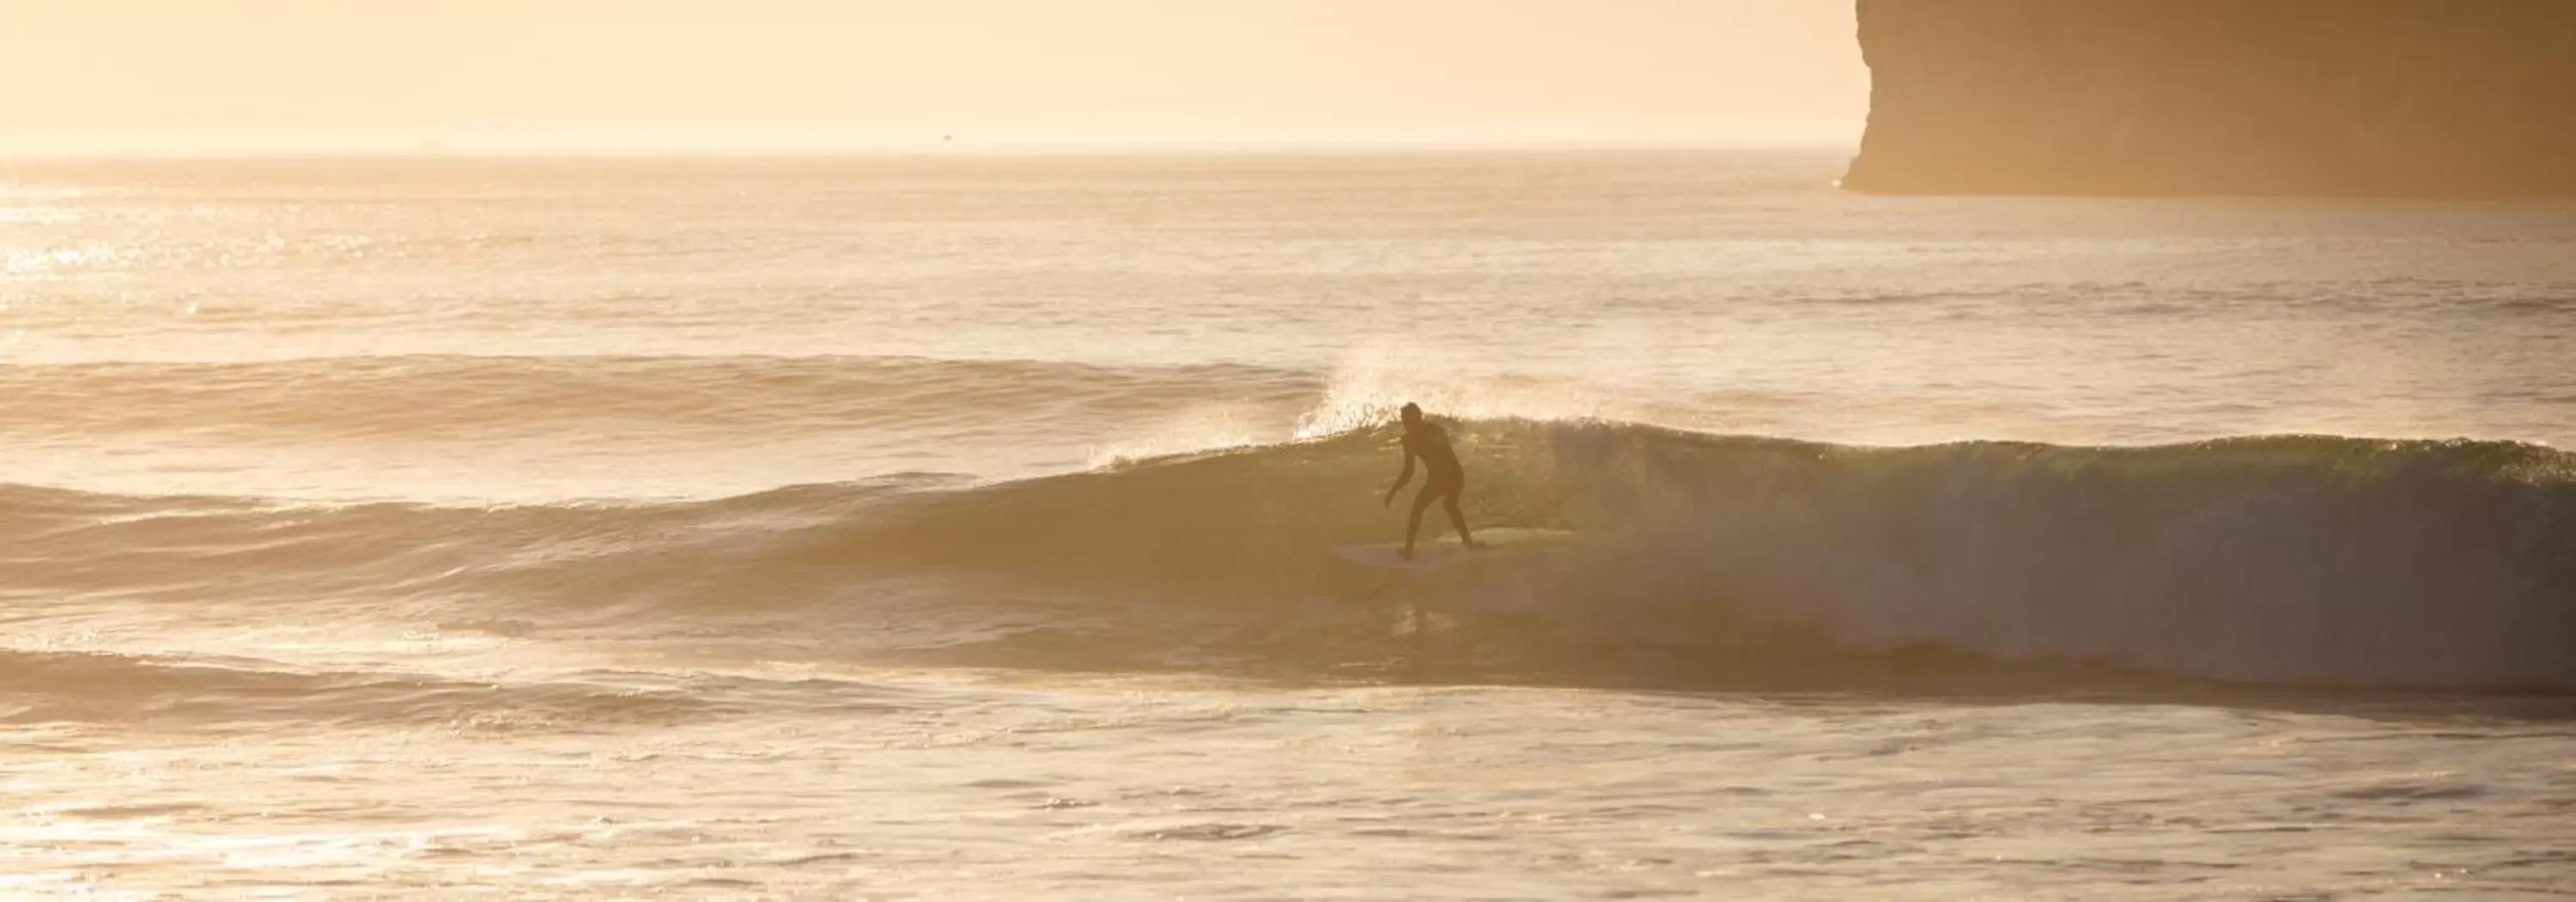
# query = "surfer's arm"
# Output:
<box><xmin>1382</xmin><ymin>449</ymin><xmax>1415</xmax><ymax>505</ymax></box>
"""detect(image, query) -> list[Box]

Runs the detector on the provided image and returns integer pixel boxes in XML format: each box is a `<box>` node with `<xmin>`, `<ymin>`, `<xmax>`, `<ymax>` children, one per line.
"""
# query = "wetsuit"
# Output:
<box><xmin>1389</xmin><ymin>419</ymin><xmax>1475</xmax><ymax>557</ymax></box>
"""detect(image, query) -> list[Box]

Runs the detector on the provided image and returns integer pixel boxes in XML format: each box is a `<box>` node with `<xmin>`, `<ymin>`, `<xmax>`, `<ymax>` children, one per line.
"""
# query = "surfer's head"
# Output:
<box><xmin>1399</xmin><ymin>402</ymin><xmax>1422</xmax><ymax>427</ymax></box>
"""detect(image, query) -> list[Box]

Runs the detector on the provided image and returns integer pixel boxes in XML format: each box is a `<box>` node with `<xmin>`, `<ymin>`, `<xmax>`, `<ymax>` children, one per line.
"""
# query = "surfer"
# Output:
<box><xmin>1382</xmin><ymin>402</ymin><xmax>1479</xmax><ymax>560</ymax></box>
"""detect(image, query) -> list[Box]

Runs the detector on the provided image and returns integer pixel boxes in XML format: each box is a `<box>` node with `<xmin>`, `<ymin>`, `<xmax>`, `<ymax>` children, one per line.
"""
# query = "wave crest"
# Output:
<box><xmin>12</xmin><ymin>422</ymin><xmax>2574</xmax><ymax>692</ymax></box>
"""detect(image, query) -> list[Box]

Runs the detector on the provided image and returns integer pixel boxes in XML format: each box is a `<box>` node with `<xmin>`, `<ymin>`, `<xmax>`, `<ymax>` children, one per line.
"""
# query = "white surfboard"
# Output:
<box><xmin>1332</xmin><ymin>527</ymin><xmax>1577</xmax><ymax>573</ymax></box>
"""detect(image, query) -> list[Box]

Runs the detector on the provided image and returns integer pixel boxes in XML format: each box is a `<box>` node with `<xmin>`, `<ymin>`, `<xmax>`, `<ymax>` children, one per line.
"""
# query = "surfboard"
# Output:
<box><xmin>1331</xmin><ymin>527</ymin><xmax>1577</xmax><ymax>573</ymax></box>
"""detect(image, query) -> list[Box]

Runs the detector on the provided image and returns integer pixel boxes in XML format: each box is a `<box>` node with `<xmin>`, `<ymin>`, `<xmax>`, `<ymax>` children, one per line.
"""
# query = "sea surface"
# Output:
<box><xmin>4</xmin><ymin>150</ymin><xmax>2574</xmax><ymax>899</ymax></box>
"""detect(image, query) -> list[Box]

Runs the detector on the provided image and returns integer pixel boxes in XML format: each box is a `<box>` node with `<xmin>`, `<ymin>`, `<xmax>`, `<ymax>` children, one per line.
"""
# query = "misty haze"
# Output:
<box><xmin>3</xmin><ymin>2</ymin><xmax>2572</xmax><ymax>899</ymax></box>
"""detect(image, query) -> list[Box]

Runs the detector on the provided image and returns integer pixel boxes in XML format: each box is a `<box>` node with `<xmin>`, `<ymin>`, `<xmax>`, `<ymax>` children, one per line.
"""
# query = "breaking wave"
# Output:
<box><xmin>9</xmin><ymin>421</ymin><xmax>2573</xmax><ymax>692</ymax></box>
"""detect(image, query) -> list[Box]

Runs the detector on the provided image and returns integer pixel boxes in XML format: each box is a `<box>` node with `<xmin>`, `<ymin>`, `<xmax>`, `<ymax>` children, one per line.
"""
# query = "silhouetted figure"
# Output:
<box><xmin>1382</xmin><ymin>402</ymin><xmax>1479</xmax><ymax>560</ymax></box>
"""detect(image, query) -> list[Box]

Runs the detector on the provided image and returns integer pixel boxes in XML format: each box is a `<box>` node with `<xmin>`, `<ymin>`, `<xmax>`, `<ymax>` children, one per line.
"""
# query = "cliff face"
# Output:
<box><xmin>1841</xmin><ymin>0</ymin><xmax>2576</xmax><ymax>198</ymax></box>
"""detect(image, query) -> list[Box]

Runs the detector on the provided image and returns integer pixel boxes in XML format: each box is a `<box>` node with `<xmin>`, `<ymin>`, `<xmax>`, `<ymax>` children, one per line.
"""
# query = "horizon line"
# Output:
<box><xmin>0</xmin><ymin>137</ymin><xmax>1862</xmax><ymax>163</ymax></box>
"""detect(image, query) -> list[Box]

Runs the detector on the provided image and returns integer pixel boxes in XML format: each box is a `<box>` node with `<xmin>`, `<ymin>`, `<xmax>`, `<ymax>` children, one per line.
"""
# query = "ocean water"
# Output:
<box><xmin>4</xmin><ymin>150</ymin><xmax>2574</xmax><ymax>899</ymax></box>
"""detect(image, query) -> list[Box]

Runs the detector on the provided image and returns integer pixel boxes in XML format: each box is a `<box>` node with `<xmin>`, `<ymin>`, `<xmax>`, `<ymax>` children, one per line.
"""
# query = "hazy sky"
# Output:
<box><xmin>2</xmin><ymin>0</ymin><xmax>1867</xmax><ymax>155</ymax></box>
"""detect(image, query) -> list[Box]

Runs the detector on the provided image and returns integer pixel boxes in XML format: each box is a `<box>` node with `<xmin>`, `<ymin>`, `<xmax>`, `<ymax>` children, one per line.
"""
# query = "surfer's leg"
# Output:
<box><xmin>1440</xmin><ymin>485</ymin><xmax>1477</xmax><ymax>548</ymax></box>
<box><xmin>1403</xmin><ymin>486</ymin><xmax>1436</xmax><ymax>559</ymax></box>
